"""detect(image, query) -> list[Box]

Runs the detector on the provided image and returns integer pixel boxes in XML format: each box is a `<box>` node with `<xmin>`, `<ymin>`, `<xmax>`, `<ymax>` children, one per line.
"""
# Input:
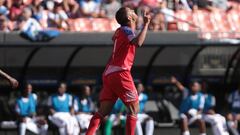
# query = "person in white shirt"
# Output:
<box><xmin>48</xmin><ymin>83</ymin><xmax>79</xmax><ymax>135</ymax></box>
<box><xmin>80</xmin><ymin>0</ymin><xmax>100</xmax><ymax>17</ymax></box>
<box><xmin>18</xmin><ymin>7</ymin><xmax>42</xmax><ymax>39</ymax></box>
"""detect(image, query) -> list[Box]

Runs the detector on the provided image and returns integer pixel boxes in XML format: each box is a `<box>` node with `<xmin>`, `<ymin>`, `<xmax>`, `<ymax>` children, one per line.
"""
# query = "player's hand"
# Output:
<box><xmin>170</xmin><ymin>76</ymin><xmax>177</xmax><ymax>84</ymax></box>
<box><xmin>9</xmin><ymin>77</ymin><xmax>18</xmax><ymax>89</ymax></box>
<box><xmin>143</xmin><ymin>10</ymin><xmax>151</xmax><ymax>26</ymax></box>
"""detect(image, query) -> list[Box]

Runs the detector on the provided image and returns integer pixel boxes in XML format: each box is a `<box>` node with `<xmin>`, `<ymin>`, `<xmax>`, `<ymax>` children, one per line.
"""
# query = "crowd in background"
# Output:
<box><xmin>0</xmin><ymin>0</ymin><xmax>238</xmax><ymax>32</ymax></box>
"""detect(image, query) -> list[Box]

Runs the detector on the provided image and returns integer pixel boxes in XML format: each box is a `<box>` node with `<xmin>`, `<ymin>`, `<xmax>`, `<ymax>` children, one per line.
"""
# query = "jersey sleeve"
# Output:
<box><xmin>69</xmin><ymin>95</ymin><xmax>73</xmax><ymax>106</ymax></box>
<box><xmin>122</xmin><ymin>27</ymin><xmax>135</xmax><ymax>41</ymax></box>
<box><xmin>73</xmin><ymin>98</ymin><xmax>79</xmax><ymax>112</ymax></box>
<box><xmin>211</xmin><ymin>95</ymin><xmax>216</xmax><ymax>107</ymax></box>
<box><xmin>199</xmin><ymin>95</ymin><xmax>205</xmax><ymax>109</ymax></box>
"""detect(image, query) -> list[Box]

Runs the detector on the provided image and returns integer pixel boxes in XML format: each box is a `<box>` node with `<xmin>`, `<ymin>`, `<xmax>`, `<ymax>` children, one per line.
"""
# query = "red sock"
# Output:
<box><xmin>126</xmin><ymin>115</ymin><xmax>137</xmax><ymax>135</ymax></box>
<box><xmin>86</xmin><ymin>112</ymin><xmax>103</xmax><ymax>135</ymax></box>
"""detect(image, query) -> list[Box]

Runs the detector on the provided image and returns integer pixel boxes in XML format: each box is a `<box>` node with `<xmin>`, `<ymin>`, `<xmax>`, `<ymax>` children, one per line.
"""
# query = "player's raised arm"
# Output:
<box><xmin>171</xmin><ymin>76</ymin><xmax>185</xmax><ymax>91</ymax></box>
<box><xmin>0</xmin><ymin>69</ymin><xmax>18</xmax><ymax>88</ymax></box>
<box><xmin>131</xmin><ymin>10</ymin><xmax>151</xmax><ymax>47</ymax></box>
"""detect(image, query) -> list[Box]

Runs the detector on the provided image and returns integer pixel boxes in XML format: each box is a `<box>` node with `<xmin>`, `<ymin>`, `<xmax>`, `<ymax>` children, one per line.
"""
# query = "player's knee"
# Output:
<box><xmin>127</xmin><ymin>101</ymin><xmax>139</xmax><ymax>115</ymax></box>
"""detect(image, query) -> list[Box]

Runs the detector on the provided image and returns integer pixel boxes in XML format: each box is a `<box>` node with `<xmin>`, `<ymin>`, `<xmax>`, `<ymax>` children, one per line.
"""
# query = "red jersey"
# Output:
<box><xmin>104</xmin><ymin>26</ymin><xmax>136</xmax><ymax>76</ymax></box>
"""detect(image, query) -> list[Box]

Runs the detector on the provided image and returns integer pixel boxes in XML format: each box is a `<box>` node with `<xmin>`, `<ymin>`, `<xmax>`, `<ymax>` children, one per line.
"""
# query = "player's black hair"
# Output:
<box><xmin>115</xmin><ymin>7</ymin><xmax>129</xmax><ymax>26</ymax></box>
<box><xmin>189</xmin><ymin>80</ymin><xmax>199</xmax><ymax>87</ymax></box>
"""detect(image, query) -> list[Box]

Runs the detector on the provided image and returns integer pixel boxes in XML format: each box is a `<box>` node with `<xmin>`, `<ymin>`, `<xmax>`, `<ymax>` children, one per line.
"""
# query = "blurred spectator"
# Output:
<box><xmin>48</xmin><ymin>83</ymin><xmax>79</xmax><ymax>135</ymax></box>
<box><xmin>46</xmin><ymin>1</ymin><xmax>69</xmax><ymax>30</ymax></box>
<box><xmin>226</xmin><ymin>86</ymin><xmax>240</xmax><ymax>135</ymax></box>
<box><xmin>100</xmin><ymin>0</ymin><xmax>121</xmax><ymax>18</ymax></box>
<box><xmin>9</xmin><ymin>0</ymin><xmax>25</xmax><ymax>21</ymax></box>
<box><xmin>0</xmin><ymin>15</ymin><xmax>11</xmax><ymax>32</ymax></box>
<box><xmin>188</xmin><ymin>0</ymin><xmax>213</xmax><ymax>11</ymax></box>
<box><xmin>171</xmin><ymin>77</ymin><xmax>206</xmax><ymax>135</ymax></box>
<box><xmin>79</xmin><ymin>0</ymin><xmax>100</xmax><ymax>17</ymax></box>
<box><xmin>211</xmin><ymin>0</ymin><xmax>228</xmax><ymax>10</ymax></box>
<box><xmin>18</xmin><ymin>7</ymin><xmax>42</xmax><ymax>38</ymax></box>
<box><xmin>150</xmin><ymin>0</ymin><xmax>174</xmax><ymax>31</ymax></box>
<box><xmin>140</xmin><ymin>0</ymin><xmax>159</xmax><ymax>8</ymax></box>
<box><xmin>15</xmin><ymin>83</ymin><xmax>48</xmax><ymax>135</ymax></box>
<box><xmin>74</xmin><ymin>85</ymin><xmax>94</xmax><ymax>134</ymax></box>
<box><xmin>0</xmin><ymin>0</ymin><xmax>9</xmax><ymax>16</ymax></box>
<box><xmin>104</xmin><ymin>99</ymin><xmax>126</xmax><ymax>135</ymax></box>
<box><xmin>31</xmin><ymin>0</ymin><xmax>45</xmax><ymax>23</ymax></box>
<box><xmin>63</xmin><ymin>0</ymin><xmax>79</xmax><ymax>17</ymax></box>
<box><xmin>123</xmin><ymin>0</ymin><xmax>141</xmax><ymax>8</ymax></box>
<box><xmin>135</xmin><ymin>83</ymin><xmax>154</xmax><ymax>135</ymax></box>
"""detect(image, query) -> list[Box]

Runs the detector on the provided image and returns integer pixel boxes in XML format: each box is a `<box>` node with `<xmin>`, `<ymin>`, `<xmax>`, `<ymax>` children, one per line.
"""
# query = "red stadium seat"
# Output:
<box><xmin>92</xmin><ymin>18</ymin><xmax>111</xmax><ymax>32</ymax></box>
<box><xmin>210</xmin><ymin>10</ymin><xmax>232</xmax><ymax>38</ymax></box>
<box><xmin>227</xmin><ymin>9</ymin><xmax>240</xmax><ymax>38</ymax></box>
<box><xmin>175</xmin><ymin>10</ymin><xmax>197</xmax><ymax>31</ymax></box>
<box><xmin>71</xmin><ymin>18</ymin><xmax>93</xmax><ymax>32</ymax></box>
<box><xmin>193</xmin><ymin>10</ymin><xmax>216</xmax><ymax>39</ymax></box>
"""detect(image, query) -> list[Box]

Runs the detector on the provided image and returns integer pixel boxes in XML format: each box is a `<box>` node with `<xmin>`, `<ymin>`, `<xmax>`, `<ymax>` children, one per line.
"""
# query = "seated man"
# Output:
<box><xmin>104</xmin><ymin>99</ymin><xmax>127</xmax><ymax>135</ymax></box>
<box><xmin>135</xmin><ymin>83</ymin><xmax>154</xmax><ymax>135</ymax></box>
<box><xmin>74</xmin><ymin>85</ymin><xmax>95</xmax><ymax>134</ymax></box>
<box><xmin>201</xmin><ymin>82</ymin><xmax>229</xmax><ymax>135</ymax></box>
<box><xmin>48</xmin><ymin>83</ymin><xmax>79</xmax><ymax>135</ymax></box>
<box><xmin>226</xmin><ymin>87</ymin><xmax>240</xmax><ymax>135</ymax></box>
<box><xmin>15</xmin><ymin>83</ymin><xmax>48</xmax><ymax>135</ymax></box>
<box><xmin>171</xmin><ymin>77</ymin><xmax>206</xmax><ymax>135</ymax></box>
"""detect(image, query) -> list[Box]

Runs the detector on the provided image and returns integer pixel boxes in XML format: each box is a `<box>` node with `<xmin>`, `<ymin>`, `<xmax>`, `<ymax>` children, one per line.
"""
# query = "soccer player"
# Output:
<box><xmin>15</xmin><ymin>84</ymin><xmax>48</xmax><ymax>135</ymax></box>
<box><xmin>226</xmin><ymin>87</ymin><xmax>240</xmax><ymax>135</ymax></box>
<box><xmin>74</xmin><ymin>85</ymin><xmax>95</xmax><ymax>134</ymax></box>
<box><xmin>85</xmin><ymin>7</ymin><xmax>151</xmax><ymax>135</ymax></box>
<box><xmin>104</xmin><ymin>99</ymin><xmax>127</xmax><ymax>135</ymax></box>
<box><xmin>48</xmin><ymin>83</ymin><xmax>79</xmax><ymax>135</ymax></box>
<box><xmin>171</xmin><ymin>77</ymin><xmax>206</xmax><ymax>135</ymax></box>
<box><xmin>135</xmin><ymin>83</ymin><xmax>154</xmax><ymax>135</ymax></box>
<box><xmin>0</xmin><ymin>69</ymin><xmax>18</xmax><ymax>88</ymax></box>
<box><xmin>201</xmin><ymin>82</ymin><xmax>229</xmax><ymax>135</ymax></box>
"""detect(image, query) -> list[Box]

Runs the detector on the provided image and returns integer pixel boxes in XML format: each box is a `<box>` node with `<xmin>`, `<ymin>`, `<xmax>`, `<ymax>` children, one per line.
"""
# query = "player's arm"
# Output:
<box><xmin>131</xmin><ymin>11</ymin><xmax>151</xmax><ymax>47</ymax></box>
<box><xmin>171</xmin><ymin>76</ymin><xmax>185</xmax><ymax>91</ymax></box>
<box><xmin>0</xmin><ymin>69</ymin><xmax>18</xmax><ymax>88</ymax></box>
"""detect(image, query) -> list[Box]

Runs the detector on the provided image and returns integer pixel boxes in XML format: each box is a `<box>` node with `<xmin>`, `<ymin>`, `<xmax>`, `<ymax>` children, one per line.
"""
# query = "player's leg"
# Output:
<box><xmin>125</xmin><ymin>101</ymin><xmax>139</xmax><ymax>135</ymax></box>
<box><xmin>135</xmin><ymin>116</ymin><xmax>143</xmax><ymax>135</ymax></box>
<box><xmin>180</xmin><ymin>114</ymin><xmax>190</xmax><ymax>135</ymax></box>
<box><xmin>19</xmin><ymin>122</ymin><xmax>27</xmax><ymax>135</ymax></box>
<box><xmin>226</xmin><ymin>113</ymin><xmax>239</xmax><ymax>135</ymax></box>
<box><xmin>104</xmin><ymin>114</ymin><xmax>116</xmax><ymax>135</ymax></box>
<box><xmin>205</xmin><ymin>114</ymin><xmax>229</xmax><ymax>135</ymax></box>
<box><xmin>86</xmin><ymin>101</ymin><xmax>115</xmax><ymax>135</ymax></box>
<box><xmin>48</xmin><ymin>113</ymin><xmax>67</xmax><ymax>135</ymax></box>
<box><xmin>144</xmin><ymin>115</ymin><xmax>154</xmax><ymax>135</ymax></box>
<box><xmin>196</xmin><ymin>119</ymin><xmax>206</xmax><ymax>135</ymax></box>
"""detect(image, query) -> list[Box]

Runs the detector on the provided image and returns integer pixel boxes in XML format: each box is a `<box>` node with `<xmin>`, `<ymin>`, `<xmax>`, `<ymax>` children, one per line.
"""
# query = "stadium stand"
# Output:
<box><xmin>0</xmin><ymin>0</ymin><xmax>240</xmax><ymax>40</ymax></box>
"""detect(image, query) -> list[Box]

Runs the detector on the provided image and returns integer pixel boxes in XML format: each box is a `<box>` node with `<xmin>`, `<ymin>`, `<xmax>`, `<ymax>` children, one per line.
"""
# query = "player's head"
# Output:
<box><xmin>25</xmin><ymin>83</ymin><xmax>33</xmax><ymax>94</ymax></box>
<box><xmin>82</xmin><ymin>85</ymin><xmax>91</xmax><ymax>96</ymax></box>
<box><xmin>22</xmin><ymin>7</ymin><xmax>32</xmax><ymax>20</ymax></box>
<box><xmin>190</xmin><ymin>81</ymin><xmax>201</xmax><ymax>93</ymax></box>
<box><xmin>115</xmin><ymin>7</ymin><xmax>138</xmax><ymax>26</ymax></box>
<box><xmin>58</xmin><ymin>82</ymin><xmax>67</xmax><ymax>95</ymax></box>
<box><xmin>137</xmin><ymin>83</ymin><xmax>144</xmax><ymax>94</ymax></box>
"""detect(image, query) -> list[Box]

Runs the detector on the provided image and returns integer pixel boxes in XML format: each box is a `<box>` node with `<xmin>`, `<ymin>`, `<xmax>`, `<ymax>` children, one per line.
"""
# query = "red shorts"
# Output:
<box><xmin>99</xmin><ymin>71</ymin><xmax>138</xmax><ymax>105</ymax></box>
